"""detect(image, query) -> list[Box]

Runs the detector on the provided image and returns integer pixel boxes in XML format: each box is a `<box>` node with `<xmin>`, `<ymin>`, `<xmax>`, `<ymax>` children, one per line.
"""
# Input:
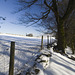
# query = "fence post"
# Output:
<box><xmin>41</xmin><ymin>35</ymin><xmax>43</xmax><ymax>50</ymax></box>
<box><xmin>47</xmin><ymin>35</ymin><xmax>49</xmax><ymax>49</ymax></box>
<box><xmin>9</xmin><ymin>41</ymin><xmax>15</xmax><ymax>75</ymax></box>
<box><xmin>50</xmin><ymin>35</ymin><xmax>51</xmax><ymax>47</ymax></box>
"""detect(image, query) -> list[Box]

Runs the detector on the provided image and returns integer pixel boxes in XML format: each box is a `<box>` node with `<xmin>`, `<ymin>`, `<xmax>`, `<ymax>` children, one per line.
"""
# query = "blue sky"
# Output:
<box><xmin>0</xmin><ymin>0</ymin><xmax>42</xmax><ymax>36</ymax></box>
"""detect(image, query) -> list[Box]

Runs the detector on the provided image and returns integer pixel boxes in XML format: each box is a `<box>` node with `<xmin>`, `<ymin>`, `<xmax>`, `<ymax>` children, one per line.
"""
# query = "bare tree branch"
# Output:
<box><xmin>44</xmin><ymin>0</ymin><xmax>55</xmax><ymax>13</ymax></box>
<box><xmin>62</xmin><ymin>0</ymin><xmax>75</xmax><ymax>21</ymax></box>
<box><xmin>0</xmin><ymin>16</ymin><xmax>6</xmax><ymax>20</ymax></box>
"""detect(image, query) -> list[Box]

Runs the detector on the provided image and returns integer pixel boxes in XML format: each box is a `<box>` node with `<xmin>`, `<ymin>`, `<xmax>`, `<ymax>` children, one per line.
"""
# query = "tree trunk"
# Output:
<box><xmin>71</xmin><ymin>39</ymin><xmax>75</xmax><ymax>54</ymax></box>
<box><xmin>57</xmin><ymin>19</ymin><xmax>65</xmax><ymax>53</ymax></box>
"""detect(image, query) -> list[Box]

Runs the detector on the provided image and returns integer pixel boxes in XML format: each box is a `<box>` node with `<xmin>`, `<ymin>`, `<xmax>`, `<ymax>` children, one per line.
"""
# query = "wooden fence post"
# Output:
<box><xmin>41</xmin><ymin>35</ymin><xmax>43</xmax><ymax>50</ymax></box>
<box><xmin>47</xmin><ymin>35</ymin><xmax>49</xmax><ymax>49</ymax></box>
<box><xmin>9</xmin><ymin>41</ymin><xmax>15</xmax><ymax>75</ymax></box>
<box><xmin>50</xmin><ymin>35</ymin><xmax>51</xmax><ymax>47</ymax></box>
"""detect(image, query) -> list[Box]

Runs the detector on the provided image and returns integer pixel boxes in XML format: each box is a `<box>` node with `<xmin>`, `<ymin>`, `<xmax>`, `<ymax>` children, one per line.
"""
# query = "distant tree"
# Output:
<box><xmin>17</xmin><ymin>0</ymin><xmax>75</xmax><ymax>53</ymax></box>
<box><xmin>26</xmin><ymin>33</ymin><xmax>33</xmax><ymax>37</ymax></box>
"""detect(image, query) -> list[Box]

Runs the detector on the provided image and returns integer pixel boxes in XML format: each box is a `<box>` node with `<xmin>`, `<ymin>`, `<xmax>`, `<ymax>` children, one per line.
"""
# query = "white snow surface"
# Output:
<box><xmin>45</xmin><ymin>49</ymin><xmax>75</xmax><ymax>75</ymax></box>
<box><xmin>0</xmin><ymin>34</ymin><xmax>75</xmax><ymax>75</ymax></box>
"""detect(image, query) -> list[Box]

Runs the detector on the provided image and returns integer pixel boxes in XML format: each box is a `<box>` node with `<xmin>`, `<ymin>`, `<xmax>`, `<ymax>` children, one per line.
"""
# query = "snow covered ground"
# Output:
<box><xmin>0</xmin><ymin>34</ymin><xmax>41</xmax><ymax>75</ymax></box>
<box><xmin>44</xmin><ymin>48</ymin><xmax>75</xmax><ymax>75</ymax></box>
<box><xmin>0</xmin><ymin>34</ymin><xmax>75</xmax><ymax>75</ymax></box>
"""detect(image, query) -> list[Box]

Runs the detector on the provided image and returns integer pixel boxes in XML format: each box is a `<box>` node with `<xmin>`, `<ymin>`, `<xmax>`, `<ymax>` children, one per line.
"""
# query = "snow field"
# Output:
<box><xmin>0</xmin><ymin>34</ymin><xmax>75</xmax><ymax>75</ymax></box>
<box><xmin>0</xmin><ymin>35</ymin><xmax>42</xmax><ymax>75</ymax></box>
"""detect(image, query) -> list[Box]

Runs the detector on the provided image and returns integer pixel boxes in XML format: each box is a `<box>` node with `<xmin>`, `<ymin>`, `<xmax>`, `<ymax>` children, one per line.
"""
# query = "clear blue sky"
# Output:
<box><xmin>0</xmin><ymin>0</ymin><xmax>42</xmax><ymax>36</ymax></box>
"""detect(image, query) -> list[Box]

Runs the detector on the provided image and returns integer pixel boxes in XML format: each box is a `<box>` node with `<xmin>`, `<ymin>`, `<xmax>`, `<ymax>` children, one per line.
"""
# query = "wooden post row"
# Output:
<box><xmin>9</xmin><ymin>41</ymin><xmax>15</xmax><ymax>75</ymax></box>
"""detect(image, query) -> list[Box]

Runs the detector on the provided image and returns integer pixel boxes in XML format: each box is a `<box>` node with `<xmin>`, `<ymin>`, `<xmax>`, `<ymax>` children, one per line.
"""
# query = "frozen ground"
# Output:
<box><xmin>44</xmin><ymin>49</ymin><xmax>75</xmax><ymax>75</ymax></box>
<box><xmin>0</xmin><ymin>34</ymin><xmax>41</xmax><ymax>75</ymax></box>
<box><xmin>0</xmin><ymin>34</ymin><xmax>75</xmax><ymax>75</ymax></box>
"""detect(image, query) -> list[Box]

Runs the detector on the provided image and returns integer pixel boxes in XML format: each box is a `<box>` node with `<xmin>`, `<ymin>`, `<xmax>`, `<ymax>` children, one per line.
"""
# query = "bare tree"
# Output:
<box><xmin>17</xmin><ymin>0</ymin><xmax>75</xmax><ymax>53</ymax></box>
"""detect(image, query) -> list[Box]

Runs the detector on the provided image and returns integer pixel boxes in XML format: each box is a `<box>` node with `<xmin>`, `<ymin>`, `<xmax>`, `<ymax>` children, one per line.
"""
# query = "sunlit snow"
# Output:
<box><xmin>0</xmin><ymin>34</ymin><xmax>75</xmax><ymax>75</ymax></box>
